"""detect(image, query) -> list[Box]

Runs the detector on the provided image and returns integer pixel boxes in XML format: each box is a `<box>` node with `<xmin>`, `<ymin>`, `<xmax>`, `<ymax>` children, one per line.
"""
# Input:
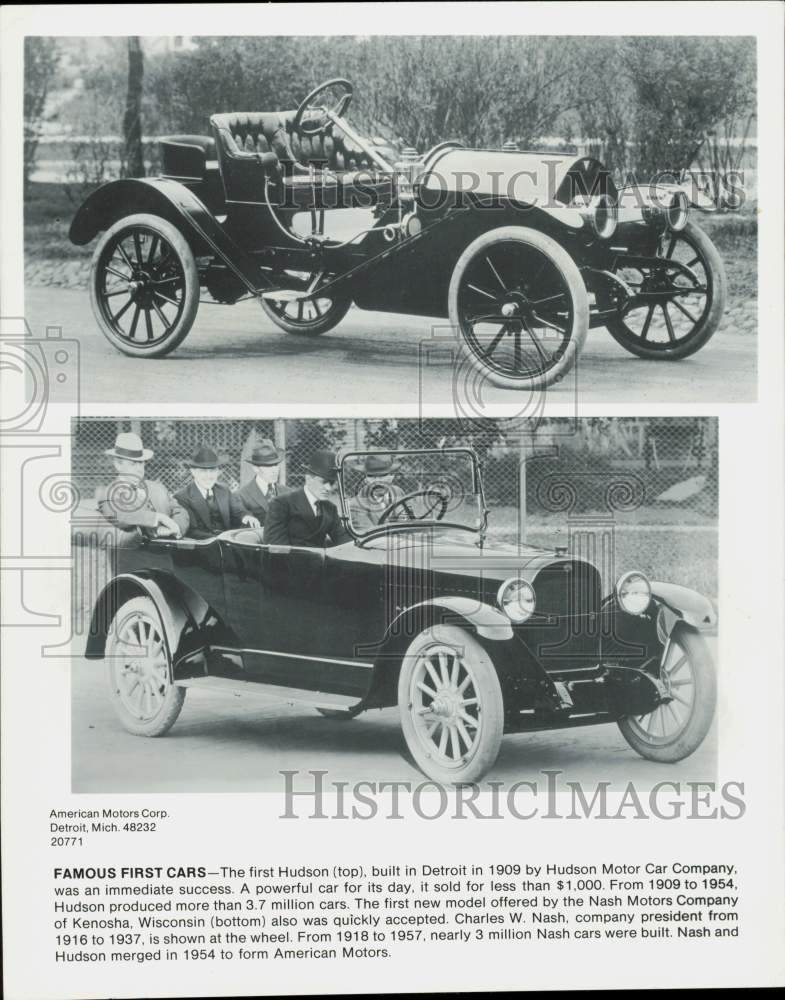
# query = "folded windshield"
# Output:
<box><xmin>339</xmin><ymin>449</ymin><xmax>484</xmax><ymax>537</ymax></box>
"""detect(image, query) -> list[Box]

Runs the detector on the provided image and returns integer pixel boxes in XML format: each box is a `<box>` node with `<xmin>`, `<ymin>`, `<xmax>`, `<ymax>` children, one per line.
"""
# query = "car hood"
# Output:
<box><xmin>419</xmin><ymin>146</ymin><xmax>610</xmax><ymax>207</ymax></box>
<box><xmin>345</xmin><ymin>532</ymin><xmax>590</xmax><ymax>586</ymax></box>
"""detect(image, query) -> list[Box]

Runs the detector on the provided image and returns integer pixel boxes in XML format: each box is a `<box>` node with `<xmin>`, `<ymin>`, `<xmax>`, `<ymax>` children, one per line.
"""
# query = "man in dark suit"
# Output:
<box><xmin>264</xmin><ymin>450</ymin><xmax>351</xmax><ymax>548</ymax></box>
<box><xmin>175</xmin><ymin>445</ymin><xmax>257</xmax><ymax>540</ymax></box>
<box><xmin>232</xmin><ymin>439</ymin><xmax>288</xmax><ymax>527</ymax></box>
<box><xmin>96</xmin><ymin>431</ymin><xmax>189</xmax><ymax>547</ymax></box>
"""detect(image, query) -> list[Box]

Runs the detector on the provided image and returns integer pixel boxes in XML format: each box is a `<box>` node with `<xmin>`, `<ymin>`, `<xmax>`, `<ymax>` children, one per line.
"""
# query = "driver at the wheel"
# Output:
<box><xmin>264</xmin><ymin>451</ymin><xmax>350</xmax><ymax>548</ymax></box>
<box><xmin>349</xmin><ymin>453</ymin><xmax>405</xmax><ymax>531</ymax></box>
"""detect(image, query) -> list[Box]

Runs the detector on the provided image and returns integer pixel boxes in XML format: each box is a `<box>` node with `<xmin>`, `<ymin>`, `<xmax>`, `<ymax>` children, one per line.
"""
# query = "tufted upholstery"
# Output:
<box><xmin>210</xmin><ymin>110</ymin><xmax>397</xmax><ymax>207</ymax></box>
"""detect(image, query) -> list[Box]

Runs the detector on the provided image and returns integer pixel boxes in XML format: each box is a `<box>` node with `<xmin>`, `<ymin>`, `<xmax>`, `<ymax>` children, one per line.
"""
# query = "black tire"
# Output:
<box><xmin>448</xmin><ymin>226</ymin><xmax>589</xmax><ymax>390</ymax></box>
<box><xmin>398</xmin><ymin>624</ymin><xmax>504</xmax><ymax>784</ymax></box>
<box><xmin>104</xmin><ymin>596</ymin><xmax>185</xmax><ymax>737</ymax></box>
<box><xmin>261</xmin><ymin>275</ymin><xmax>352</xmax><ymax>336</ymax></box>
<box><xmin>618</xmin><ymin>626</ymin><xmax>716</xmax><ymax>763</ymax></box>
<box><xmin>90</xmin><ymin>213</ymin><xmax>199</xmax><ymax>357</ymax></box>
<box><xmin>603</xmin><ymin>221</ymin><xmax>727</xmax><ymax>360</ymax></box>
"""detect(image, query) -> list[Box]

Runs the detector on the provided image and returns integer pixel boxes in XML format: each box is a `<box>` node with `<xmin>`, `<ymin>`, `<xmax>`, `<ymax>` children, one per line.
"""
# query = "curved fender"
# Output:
<box><xmin>651</xmin><ymin>581</ymin><xmax>717</xmax><ymax>633</ymax></box>
<box><xmin>85</xmin><ymin>572</ymin><xmax>212</xmax><ymax>676</ymax></box>
<box><xmin>69</xmin><ymin>177</ymin><xmax>266</xmax><ymax>291</ymax></box>
<box><xmin>398</xmin><ymin>597</ymin><xmax>513</xmax><ymax>641</ymax></box>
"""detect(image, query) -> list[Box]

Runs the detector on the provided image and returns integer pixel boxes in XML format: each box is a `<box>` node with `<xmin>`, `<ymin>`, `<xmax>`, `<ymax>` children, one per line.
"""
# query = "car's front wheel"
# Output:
<box><xmin>398</xmin><ymin>625</ymin><xmax>504</xmax><ymax>784</ymax></box>
<box><xmin>448</xmin><ymin>226</ymin><xmax>590</xmax><ymax>390</ymax></box>
<box><xmin>105</xmin><ymin>596</ymin><xmax>185</xmax><ymax>736</ymax></box>
<box><xmin>90</xmin><ymin>213</ymin><xmax>200</xmax><ymax>357</ymax></box>
<box><xmin>618</xmin><ymin>626</ymin><xmax>716</xmax><ymax>763</ymax></box>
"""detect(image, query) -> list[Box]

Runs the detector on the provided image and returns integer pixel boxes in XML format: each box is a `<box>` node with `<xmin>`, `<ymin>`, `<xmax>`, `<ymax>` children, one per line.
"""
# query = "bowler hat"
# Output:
<box><xmin>303</xmin><ymin>450</ymin><xmax>339</xmax><ymax>482</ymax></box>
<box><xmin>188</xmin><ymin>445</ymin><xmax>226</xmax><ymax>469</ymax></box>
<box><xmin>363</xmin><ymin>453</ymin><xmax>401</xmax><ymax>477</ymax></box>
<box><xmin>105</xmin><ymin>431</ymin><xmax>153</xmax><ymax>462</ymax></box>
<box><xmin>248</xmin><ymin>439</ymin><xmax>283</xmax><ymax>467</ymax></box>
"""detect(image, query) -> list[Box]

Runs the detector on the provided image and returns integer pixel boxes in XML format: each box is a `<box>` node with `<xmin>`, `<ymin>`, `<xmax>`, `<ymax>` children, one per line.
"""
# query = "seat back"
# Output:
<box><xmin>210</xmin><ymin>110</ymin><xmax>397</xmax><ymax>202</ymax></box>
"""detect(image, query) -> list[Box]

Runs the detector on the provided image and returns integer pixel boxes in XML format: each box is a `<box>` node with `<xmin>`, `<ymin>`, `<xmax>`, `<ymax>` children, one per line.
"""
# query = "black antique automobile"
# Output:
<box><xmin>86</xmin><ymin>448</ymin><xmax>717</xmax><ymax>784</ymax></box>
<box><xmin>70</xmin><ymin>79</ymin><xmax>727</xmax><ymax>389</ymax></box>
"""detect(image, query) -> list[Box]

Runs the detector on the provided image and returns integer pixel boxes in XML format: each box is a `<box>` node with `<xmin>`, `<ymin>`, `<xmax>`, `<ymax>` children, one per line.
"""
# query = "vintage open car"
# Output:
<box><xmin>84</xmin><ymin>447</ymin><xmax>717</xmax><ymax>784</ymax></box>
<box><xmin>69</xmin><ymin>79</ymin><xmax>727</xmax><ymax>389</ymax></box>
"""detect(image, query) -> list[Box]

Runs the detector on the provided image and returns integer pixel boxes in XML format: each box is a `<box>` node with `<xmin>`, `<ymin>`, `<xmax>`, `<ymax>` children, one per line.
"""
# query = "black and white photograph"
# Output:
<box><xmin>70</xmin><ymin>416</ymin><xmax>718</xmax><ymax>792</ymax></box>
<box><xmin>2</xmin><ymin>4</ymin><xmax>784</xmax><ymax>999</ymax></box>
<box><xmin>23</xmin><ymin>32</ymin><xmax>756</xmax><ymax>402</ymax></box>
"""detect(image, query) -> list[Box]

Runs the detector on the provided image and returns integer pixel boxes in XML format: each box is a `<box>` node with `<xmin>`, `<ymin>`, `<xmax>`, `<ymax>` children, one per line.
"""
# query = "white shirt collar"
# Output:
<box><xmin>303</xmin><ymin>485</ymin><xmax>321</xmax><ymax>516</ymax></box>
<box><xmin>255</xmin><ymin>474</ymin><xmax>274</xmax><ymax>495</ymax></box>
<box><xmin>195</xmin><ymin>482</ymin><xmax>214</xmax><ymax>500</ymax></box>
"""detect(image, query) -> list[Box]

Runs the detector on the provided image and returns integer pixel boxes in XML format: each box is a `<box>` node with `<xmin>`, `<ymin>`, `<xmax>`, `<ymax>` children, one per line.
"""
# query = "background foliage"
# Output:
<box><xmin>25</xmin><ymin>34</ymin><xmax>755</xmax><ymax>190</ymax></box>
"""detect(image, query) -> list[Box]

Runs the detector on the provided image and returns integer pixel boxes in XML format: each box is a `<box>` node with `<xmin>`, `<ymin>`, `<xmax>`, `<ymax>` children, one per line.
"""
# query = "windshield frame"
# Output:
<box><xmin>336</xmin><ymin>447</ymin><xmax>489</xmax><ymax>545</ymax></box>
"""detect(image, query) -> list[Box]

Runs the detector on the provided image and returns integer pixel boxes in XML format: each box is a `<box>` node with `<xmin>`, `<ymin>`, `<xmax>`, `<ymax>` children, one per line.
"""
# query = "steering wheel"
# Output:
<box><xmin>293</xmin><ymin>78</ymin><xmax>354</xmax><ymax>135</ymax></box>
<box><xmin>378</xmin><ymin>489</ymin><xmax>449</xmax><ymax>525</ymax></box>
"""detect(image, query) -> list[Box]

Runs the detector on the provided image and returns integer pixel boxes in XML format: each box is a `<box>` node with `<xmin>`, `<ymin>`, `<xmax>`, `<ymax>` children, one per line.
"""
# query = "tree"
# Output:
<box><xmin>123</xmin><ymin>37</ymin><xmax>145</xmax><ymax>178</ymax></box>
<box><xmin>624</xmin><ymin>37</ymin><xmax>756</xmax><ymax>181</ymax></box>
<box><xmin>23</xmin><ymin>38</ymin><xmax>60</xmax><ymax>193</ymax></box>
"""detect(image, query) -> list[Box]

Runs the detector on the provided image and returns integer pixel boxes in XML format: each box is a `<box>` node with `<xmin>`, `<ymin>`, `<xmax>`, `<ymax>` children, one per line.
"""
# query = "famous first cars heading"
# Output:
<box><xmin>88</xmin><ymin>448</ymin><xmax>718</xmax><ymax>785</ymax></box>
<box><xmin>70</xmin><ymin>79</ymin><xmax>727</xmax><ymax>389</ymax></box>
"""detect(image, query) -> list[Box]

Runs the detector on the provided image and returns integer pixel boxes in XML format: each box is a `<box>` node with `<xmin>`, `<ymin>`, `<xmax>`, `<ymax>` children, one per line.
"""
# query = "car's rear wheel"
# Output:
<box><xmin>398</xmin><ymin>625</ymin><xmax>504</xmax><ymax>784</ymax></box>
<box><xmin>105</xmin><ymin>596</ymin><xmax>185</xmax><ymax>736</ymax></box>
<box><xmin>601</xmin><ymin>221</ymin><xmax>726</xmax><ymax>360</ymax></box>
<box><xmin>90</xmin><ymin>213</ymin><xmax>199</xmax><ymax>357</ymax></box>
<box><xmin>261</xmin><ymin>271</ymin><xmax>352</xmax><ymax>335</ymax></box>
<box><xmin>618</xmin><ymin>626</ymin><xmax>716</xmax><ymax>763</ymax></box>
<box><xmin>448</xmin><ymin>226</ymin><xmax>590</xmax><ymax>390</ymax></box>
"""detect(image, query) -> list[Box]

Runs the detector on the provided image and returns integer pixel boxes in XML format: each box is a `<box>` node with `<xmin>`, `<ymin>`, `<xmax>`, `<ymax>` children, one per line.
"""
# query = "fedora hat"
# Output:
<box><xmin>248</xmin><ymin>439</ymin><xmax>283</xmax><ymax>467</ymax></box>
<box><xmin>188</xmin><ymin>445</ymin><xmax>227</xmax><ymax>469</ymax></box>
<box><xmin>105</xmin><ymin>431</ymin><xmax>153</xmax><ymax>462</ymax></box>
<box><xmin>363</xmin><ymin>453</ymin><xmax>401</xmax><ymax>477</ymax></box>
<box><xmin>303</xmin><ymin>450</ymin><xmax>339</xmax><ymax>482</ymax></box>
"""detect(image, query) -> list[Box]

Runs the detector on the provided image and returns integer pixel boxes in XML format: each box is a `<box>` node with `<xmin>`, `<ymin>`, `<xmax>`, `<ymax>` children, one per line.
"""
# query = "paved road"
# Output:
<box><xmin>71</xmin><ymin>651</ymin><xmax>717</xmax><ymax>795</ymax></box>
<box><xmin>26</xmin><ymin>286</ymin><xmax>755</xmax><ymax>405</ymax></box>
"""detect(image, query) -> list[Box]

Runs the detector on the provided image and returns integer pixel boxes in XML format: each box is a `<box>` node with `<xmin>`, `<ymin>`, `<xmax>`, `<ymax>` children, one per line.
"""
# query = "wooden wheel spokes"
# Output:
<box><xmin>113</xmin><ymin>613</ymin><xmax>169</xmax><ymax>722</ymax></box>
<box><xmin>616</xmin><ymin>232</ymin><xmax>711</xmax><ymax>348</ymax></box>
<box><xmin>630</xmin><ymin>639</ymin><xmax>695</xmax><ymax>744</ymax></box>
<box><xmin>97</xmin><ymin>228</ymin><xmax>186</xmax><ymax>347</ymax></box>
<box><xmin>410</xmin><ymin>643</ymin><xmax>482</xmax><ymax>767</ymax></box>
<box><xmin>270</xmin><ymin>295</ymin><xmax>336</xmax><ymax>325</ymax></box>
<box><xmin>458</xmin><ymin>242</ymin><xmax>574</xmax><ymax>379</ymax></box>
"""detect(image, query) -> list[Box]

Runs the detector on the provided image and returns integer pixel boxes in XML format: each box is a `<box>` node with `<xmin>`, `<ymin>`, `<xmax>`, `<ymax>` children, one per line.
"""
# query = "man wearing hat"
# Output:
<box><xmin>175</xmin><ymin>445</ymin><xmax>258</xmax><ymax>540</ymax></box>
<box><xmin>96</xmin><ymin>431</ymin><xmax>189</xmax><ymax>546</ymax></box>
<box><xmin>264</xmin><ymin>450</ymin><xmax>351</xmax><ymax>548</ymax></box>
<box><xmin>232</xmin><ymin>439</ymin><xmax>288</xmax><ymax>528</ymax></box>
<box><xmin>349</xmin><ymin>453</ymin><xmax>405</xmax><ymax>531</ymax></box>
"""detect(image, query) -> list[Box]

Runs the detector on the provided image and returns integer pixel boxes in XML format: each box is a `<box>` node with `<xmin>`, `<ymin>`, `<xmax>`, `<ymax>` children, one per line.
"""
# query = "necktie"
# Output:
<box><xmin>314</xmin><ymin>499</ymin><xmax>322</xmax><ymax>518</ymax></box>
<box><xmin>269</xmin><ymin>484</ymin><xmax>277</xmax><ymax>498</ymax></box>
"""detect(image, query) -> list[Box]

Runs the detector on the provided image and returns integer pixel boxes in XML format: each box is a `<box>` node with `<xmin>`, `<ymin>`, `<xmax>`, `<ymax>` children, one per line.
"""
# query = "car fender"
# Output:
<box><xmin>69</xmin><ymin>177</ymin><xmax>265</xmax><ymax>291</ymax></box>
<box><xmin>85</xmin><ymin>571</ymin><xmax>219</xmax><ymax>676</ymax></box>
<box><xmin>651</xmin><ymin>581</ymin><xmax>717</xmax><ymax>634</ymax></box>
<box><xmin>364</xmin><ymin>597</ymin><xmax>514</xmax><ymax>709</ymax></box>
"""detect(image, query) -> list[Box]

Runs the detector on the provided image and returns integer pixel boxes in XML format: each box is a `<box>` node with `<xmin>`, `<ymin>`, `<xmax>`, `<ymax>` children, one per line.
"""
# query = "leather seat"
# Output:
<box><xmin>210</xmin><ymin>110</ymin><xmax>397</xmax><ymax>209</ymax></box>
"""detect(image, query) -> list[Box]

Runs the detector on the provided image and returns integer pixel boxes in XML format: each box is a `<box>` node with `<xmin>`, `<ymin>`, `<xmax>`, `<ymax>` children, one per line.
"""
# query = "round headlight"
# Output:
<box><xmin>665</xmin><ymin>190</ymin><xmax>689</xmax><ymax>232</ymax></box>
<box><xmin>577</xmin><ymin>193</ymin><xmax>618</xmax><ymax>239</ymax></box>
<box><xmin>497</xmin><ymin>578</ymin><xmax>536</xmax><ymax>623</ymax></box>
<box><xmin>615</xmin><ymin>571</ymin><xmax>652</xmax><ymax>616</ymax></box>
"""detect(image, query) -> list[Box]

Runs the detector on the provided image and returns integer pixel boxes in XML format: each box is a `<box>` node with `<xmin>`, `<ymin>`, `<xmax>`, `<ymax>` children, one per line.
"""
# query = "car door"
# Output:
<box><xmin>219</xmin><ymin>537</ymin><xmax>370</xmax><ymax>698</ymax></box>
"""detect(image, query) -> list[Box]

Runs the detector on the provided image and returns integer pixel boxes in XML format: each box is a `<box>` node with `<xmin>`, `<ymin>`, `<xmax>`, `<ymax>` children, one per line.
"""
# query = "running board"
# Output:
<box><xmin>175</xmin><ymin>675</ymin><xmax>362</xmax><ymax>711</ymax></box>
